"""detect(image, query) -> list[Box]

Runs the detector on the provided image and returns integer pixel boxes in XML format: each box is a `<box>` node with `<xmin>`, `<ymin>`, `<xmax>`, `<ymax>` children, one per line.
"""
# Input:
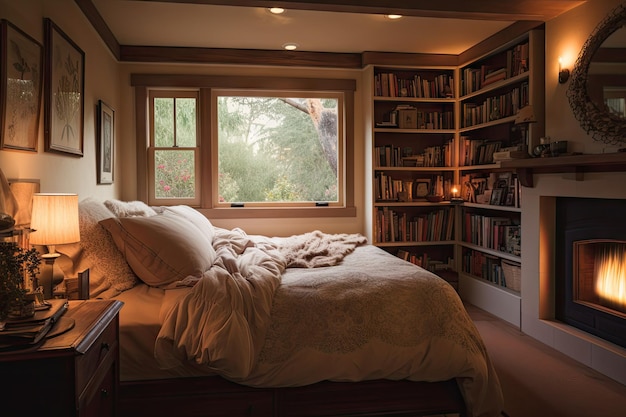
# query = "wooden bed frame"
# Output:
<box><xmin>119</xmin><ymin>376</ymin><xmax>467</xmax><ymax>417</ymax></box>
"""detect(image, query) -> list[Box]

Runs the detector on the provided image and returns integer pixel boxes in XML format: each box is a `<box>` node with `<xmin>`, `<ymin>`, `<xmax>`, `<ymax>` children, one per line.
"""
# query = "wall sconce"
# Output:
<box><xmin>558</xmin><ymin>57</ymin><xmax>570</xmax><ymax>84</ymax></box>
<box><xmin>29</xmin><ymin>193</ymin><xmax>80</xmax><ymax>299</ymax></box>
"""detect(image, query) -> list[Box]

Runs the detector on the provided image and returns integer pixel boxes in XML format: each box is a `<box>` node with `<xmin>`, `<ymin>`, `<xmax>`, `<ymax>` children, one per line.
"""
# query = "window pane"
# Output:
<box><xmin>175</xmin><ymin>98</ymin><xmax>197</xmax><ymax>147</ymax></box>
<box><xmin>217</xmin><ymin>96</ymin><xmax>339</xmax><ymax>204</ymax></box>
<box><xmin>154</xmin><ymin>98</ymin><xmax>174</xmax><ymax>147</ymax></box>
<box><xmin>154</xmin><ymin>149</ymin><xmax>196</xmax><ymax>199</ymax></box>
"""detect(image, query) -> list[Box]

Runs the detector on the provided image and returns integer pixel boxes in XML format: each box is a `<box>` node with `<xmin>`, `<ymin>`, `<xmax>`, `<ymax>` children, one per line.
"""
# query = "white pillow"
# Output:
<box><xmin>57</xmin><ymin>198</ymin><xmax>138</xmax><ymax>298</ymax></box>
<box><xmin>99</xmin><ymin>211</ymin><xmax>217</xmax><ymax>287</ymax></box>
<box><xmin>104</xmin><ymin>199</ymin><xmax>157</xmax><ymax>218</ymax></box>
<box><xmin>163</xmin><ymin>205</ymin><xmax>214</xmax><ymax>243</ymax></box>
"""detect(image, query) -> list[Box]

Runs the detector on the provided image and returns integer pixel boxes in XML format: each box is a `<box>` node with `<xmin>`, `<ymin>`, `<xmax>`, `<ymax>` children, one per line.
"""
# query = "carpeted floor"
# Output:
<box><xmin>466</xmin><ymin>303</ymin><xmax>626</xmax><ymax>417</ymax></box>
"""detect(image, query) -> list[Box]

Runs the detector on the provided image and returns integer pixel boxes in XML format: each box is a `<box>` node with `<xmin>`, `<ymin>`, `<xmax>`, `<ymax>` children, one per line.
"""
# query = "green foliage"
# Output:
<box><xmin>0</xmin><ymin>242</ymin><xmax>41</xmax><ymax>321</ymax></box>
<box><xmin>264</xmin><ymin>175</ymin><xmax>304</xmax><ymax>201</ymax></box>
<box><xmin>217</xmin><ymin>96</ymin><xmax>339</xmax><ymax>203</ymax></box>
<box><xmin>155</xmin><ymin>150</ymin><xmax>195</xmax><ymax>198</ymax></box>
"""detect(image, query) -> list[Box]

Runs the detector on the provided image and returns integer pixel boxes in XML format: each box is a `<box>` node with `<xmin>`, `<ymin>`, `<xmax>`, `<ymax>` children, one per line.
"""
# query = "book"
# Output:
<box><xmin>0</xmin><ymin>299</ymin><xmax>68</xmax><ymax>346</ymax></box>
<box><xmin>492</xmin><ymin>150</ymin><xmax>529</xmax><ymax>161</ymax></box>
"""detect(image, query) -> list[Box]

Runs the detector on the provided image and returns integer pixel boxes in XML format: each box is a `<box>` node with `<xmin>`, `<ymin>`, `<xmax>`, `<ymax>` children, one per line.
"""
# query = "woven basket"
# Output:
<box><xmin>502</xmin><ymin>261</ymin><xmax>521</xmax><ymax>292</ymax></box>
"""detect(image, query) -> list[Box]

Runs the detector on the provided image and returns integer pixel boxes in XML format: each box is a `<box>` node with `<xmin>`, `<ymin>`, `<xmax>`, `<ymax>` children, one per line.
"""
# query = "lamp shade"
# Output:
<box><xmin>514</xmin><ymin>105</ymin><xmax>537</xmax><ymax>124</ymax></box>
<box><xmin>30</xmin><ymin>193</ymin><xmax>80</xmax><ymax>246</ymax></box>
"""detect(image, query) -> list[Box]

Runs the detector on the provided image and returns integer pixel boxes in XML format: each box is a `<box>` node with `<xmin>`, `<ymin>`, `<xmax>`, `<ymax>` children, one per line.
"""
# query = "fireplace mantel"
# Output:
<box><xmin>499</xmin><ymin>152</ymin><xmax>626</xmax><ymax>187</ymax></box>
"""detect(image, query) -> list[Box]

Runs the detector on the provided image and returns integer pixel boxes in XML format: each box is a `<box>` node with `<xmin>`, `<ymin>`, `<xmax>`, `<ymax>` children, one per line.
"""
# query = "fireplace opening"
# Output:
<box><xmin>556</xmin><ymin>197</ymin><xmax>626</xmax><ymax>349</ymax></box>
<box><xmin>574</xmin><ymin>240</ymin><xmax>626</xmax><ymax>317</ymax></box>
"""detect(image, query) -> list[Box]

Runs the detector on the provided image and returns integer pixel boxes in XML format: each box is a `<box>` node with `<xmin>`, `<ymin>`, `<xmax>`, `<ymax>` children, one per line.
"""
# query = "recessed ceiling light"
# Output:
<box><xmin>282</xmin><ymin>43</ymin><xmax>298</xmax><ymax>51</ymax></box>
<box><xmin>269</xmin><ymin>7</ymin><xmax>285</xmax><ymax>14</ymax></box>
<box><xmin>385</xmin><ymin>14</ymin><xmax>403</xmax><ymax>20</ymax></box>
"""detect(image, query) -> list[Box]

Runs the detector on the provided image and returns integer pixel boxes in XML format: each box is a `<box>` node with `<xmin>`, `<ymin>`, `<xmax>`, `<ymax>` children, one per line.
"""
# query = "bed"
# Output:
<box><xmin>57</xmin><ymin>198</ymin><xmax>504</xmax><ymax>417</ymax></box>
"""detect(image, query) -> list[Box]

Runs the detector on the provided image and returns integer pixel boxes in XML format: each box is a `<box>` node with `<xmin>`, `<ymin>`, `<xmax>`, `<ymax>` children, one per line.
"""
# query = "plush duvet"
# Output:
<box><xmin>153</xmin><ymin>228</ymin><xmax>503</xmax><ymax>417</ymax></box>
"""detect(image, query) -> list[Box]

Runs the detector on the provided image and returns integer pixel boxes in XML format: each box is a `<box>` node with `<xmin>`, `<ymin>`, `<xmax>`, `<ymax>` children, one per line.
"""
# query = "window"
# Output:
<box><xmin>148</xmin><ymin>90</ymin><xmax>200</xmax><ymax>206</ymax></box>
<box><xmin>214</xmin><ymin>91</ymin><xmax>343</xmax><ymax>207</ymax></box>
<box><xmin>135</xmin><ymin>74</ymin><xmax>356</xmax><ymax>218</ymax></box>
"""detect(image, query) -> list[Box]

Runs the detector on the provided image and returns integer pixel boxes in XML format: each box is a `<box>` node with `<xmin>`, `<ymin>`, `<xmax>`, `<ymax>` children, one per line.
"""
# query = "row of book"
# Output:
<box><xmin>375</xmin><ymin>72</ymin><xmax>455</xmax><ymax>99</ymax></box>
<box><xmin>461</xmin><ymin>83</ymin><xmax>528</xmax><ymax>128</ymax></box>
<box><xmin>396</xmin><ymin>249</ymin><xmax>455</xmax><ymax>273</ymax></box>
<box><xmin>462</xmin><ymin>212</ymin><xmax>521</xmax><ymax>256</ymax></box>
<box><xmin>375</xmin><ymin>206</ymin><xmax>455</xmax><ymax>243</ymax></box>
<box><xmin>461</xmin><ymin>249</ymin><xmax>508</xmax><ymax>288</ymax></box>
<box><xmin>375</xmin><ymin>173</ymin><xmax>452</xmax><ymax>201</ymax></box>
<box><xmin>458</xmin><ymin>137</ymin><xmax>503</xmax><ymax>166</ymax></box>
<box><xmin>460</xmin><ymin>41</ymin><xmax>529</xmax><ymax>95</ymax></box>
<box><xmin>374</xmin><ymin>140</ymin><xmax>455</xmax><ymax>168</ymax></box>
<box><xmin>460</xmin><ymin>172</ymin><xmax>521</xmax><ymax>208</ymax></box>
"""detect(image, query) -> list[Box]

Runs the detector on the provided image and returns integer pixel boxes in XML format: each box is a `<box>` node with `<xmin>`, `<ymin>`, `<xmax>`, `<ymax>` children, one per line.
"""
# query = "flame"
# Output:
<box><xmin>595</xmin><ymin>244</ymin><xmax>626</xmax><ymax>309</ymax></box>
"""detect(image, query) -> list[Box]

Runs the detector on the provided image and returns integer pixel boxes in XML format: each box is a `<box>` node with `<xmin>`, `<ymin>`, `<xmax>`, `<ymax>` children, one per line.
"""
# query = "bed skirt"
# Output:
<box><xmin>118</xmin><ymin>375</ymin><xmax>467</xmax><ymax>417</ymax></box>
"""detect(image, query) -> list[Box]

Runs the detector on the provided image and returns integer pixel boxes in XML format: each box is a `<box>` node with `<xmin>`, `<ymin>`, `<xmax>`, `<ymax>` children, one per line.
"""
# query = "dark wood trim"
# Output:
<box><xmin>458</xmin><ymin>21</ymin><xmax>545</xmax><ymax>65</ymax></box>
<box><xmin>77</xmin><ymin>0</ymin><xmax>578</xmax><ymax>68</ymax></box>
<box><xmin>130</xmin><ymin>74</ymin><xmax>357</xmax><ymax>91</ymax></box>
<box><xmin>120</xmin><ymin>46</ymin><xmax>364</xmax><ymax>68</ymax></box>
<box><xmin>132</xmin><ymin>0</ymin><xmax>585</xmax><ymax>21</ymax></box>
<box><xmin>499</xmin><ymin>152</ymin><xmax>626</xmax><ymax>187</ymax></box>
<box><xmin>119</xmin><ymin>376</ymin><xmax>467</xmax><ymax>417</ymax></box>
<box><xmin>74</xmin><ymin>0</ymin><xmax>120</xmax><ymax>60</ymax></box>
<box><xmin>361</xmin><ymin>52</ymin><xmax>457</xmax><ymax>68</ymax></box>
<box><xmin>134</xmin><ymin>87</ymin><xmax>149</xmax><ymax>202</ymax></box>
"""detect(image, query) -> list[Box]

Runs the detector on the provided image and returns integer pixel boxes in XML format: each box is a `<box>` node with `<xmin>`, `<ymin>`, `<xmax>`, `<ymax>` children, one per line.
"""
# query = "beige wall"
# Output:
<box><xmin>2</xmin><ymin>0</ymin><xmax>624</xmax><ymax>240</ymax></box>
<box><xmin>523</xmin><ymin>0</ymin><xmax>626</xmax><ymax>385</ymax></box>
<box><xmin>545</xmin><ymin>0</ymin><xmax>625</xmax><ymax>153</ymax></box>
<box><xmin>0</xmin><ymin>0</ymin><xmax>121</xmax><ymax>200</ymax></box>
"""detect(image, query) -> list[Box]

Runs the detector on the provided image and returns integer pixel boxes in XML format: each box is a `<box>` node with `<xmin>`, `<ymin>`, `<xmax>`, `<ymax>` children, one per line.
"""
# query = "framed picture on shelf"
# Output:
<box><xmin>0</xmin><ymin>20</ymin><xmax>43</xmax><ymax>152</ymax></box>
<box><xmin>97</xmin><ymin>100</ymin><xmax>114</xmax><ymax>184</ymax></box>
<box><xmin>44</xmin><ymin>18</ymin><xmax>84</xmax><ymax>157</ymax></box>
<box><xmin>414</xmin><ymin>179</ymin><xmax>430</xmax><ymax>198</ymax></box>
<box><xmin>490</xmin><ymin>188</ymin><xmax>504</xmax><ymax>205</ymax></box>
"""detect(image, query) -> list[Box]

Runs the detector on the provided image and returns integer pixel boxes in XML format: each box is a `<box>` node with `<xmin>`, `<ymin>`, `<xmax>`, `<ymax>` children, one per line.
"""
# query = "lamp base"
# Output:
<box><xmin>39</xmin><ymin>253</ymin><xmax>64</xmax><ymax>299</ymax></box>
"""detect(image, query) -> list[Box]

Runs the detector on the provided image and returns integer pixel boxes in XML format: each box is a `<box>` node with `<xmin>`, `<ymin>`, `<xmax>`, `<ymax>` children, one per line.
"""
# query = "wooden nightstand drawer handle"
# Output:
<box><xmin>101</xmin><ymin>389</ymin><xmax>109</xmax><ymax>398</ymax></box>
<box><xmin>101</xmin><ymin>342</ymin><xmax>110</xmax><ymax>351</ymax></box>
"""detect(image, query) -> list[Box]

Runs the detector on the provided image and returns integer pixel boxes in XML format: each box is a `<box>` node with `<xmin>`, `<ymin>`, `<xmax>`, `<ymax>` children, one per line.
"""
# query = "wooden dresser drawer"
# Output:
<box><xmin>76</xmin><ymin>316</ymin><xmax>118</xmax><ymax>394</ymax></box>
<box><xmin>0</xmin><ymin>300</ymin><xmax>123</xmax><ymax>417</ymax></box>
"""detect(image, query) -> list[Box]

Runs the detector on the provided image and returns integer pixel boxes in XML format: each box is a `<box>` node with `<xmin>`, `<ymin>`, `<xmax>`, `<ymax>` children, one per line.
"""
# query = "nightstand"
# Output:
<box><xmin>0</xmin><ymin>299</ymin><xmax>123</xmax><ymax>417</ymax></box>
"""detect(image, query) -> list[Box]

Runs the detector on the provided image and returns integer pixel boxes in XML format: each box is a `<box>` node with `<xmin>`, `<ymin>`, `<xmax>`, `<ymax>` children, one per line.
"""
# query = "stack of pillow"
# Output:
<box><xmin>58</xmin><ymin>199</ymin><xmax>217</xmax><ymax>298</ymax></box>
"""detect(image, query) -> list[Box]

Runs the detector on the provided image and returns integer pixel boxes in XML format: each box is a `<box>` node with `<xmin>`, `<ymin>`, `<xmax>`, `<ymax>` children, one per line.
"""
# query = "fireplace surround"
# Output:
<box><xmin>555</xmin><ymin>197</ymin><xmax>626</xmax><ymax>349</ymax></box>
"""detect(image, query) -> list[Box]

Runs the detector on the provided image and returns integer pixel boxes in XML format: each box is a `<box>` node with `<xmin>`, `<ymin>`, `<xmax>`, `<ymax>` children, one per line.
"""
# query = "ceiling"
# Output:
<box><xmin>89</xmin><ymin>0</ymin><xmax>586</xmax><ymax>56</ymax></box>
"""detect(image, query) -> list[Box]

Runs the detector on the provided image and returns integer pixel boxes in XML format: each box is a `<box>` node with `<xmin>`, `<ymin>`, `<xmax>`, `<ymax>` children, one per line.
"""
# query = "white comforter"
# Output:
<box><xmin>154</xmin><ymin>229</ymin><xmax>503</xmax><ymax>417</ymax></box>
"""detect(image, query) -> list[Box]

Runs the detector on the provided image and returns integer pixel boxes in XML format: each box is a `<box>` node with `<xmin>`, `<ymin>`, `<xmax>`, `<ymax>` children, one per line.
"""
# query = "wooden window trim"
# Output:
<box><xmin>134</xmin><ymin>75</ymin><xmax>356</xmax><ymax>217</ymax></box>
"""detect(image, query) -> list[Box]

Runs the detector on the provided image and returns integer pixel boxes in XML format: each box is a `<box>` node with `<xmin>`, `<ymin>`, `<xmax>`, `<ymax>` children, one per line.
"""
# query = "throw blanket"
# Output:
<box><xmin>279</xmin><ymin>230</ymin><xmax>368</xmax><ymax>268</ymax></box>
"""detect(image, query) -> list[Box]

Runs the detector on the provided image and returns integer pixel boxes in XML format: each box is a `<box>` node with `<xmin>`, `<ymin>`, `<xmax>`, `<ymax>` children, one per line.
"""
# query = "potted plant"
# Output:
<box><xmin>0</xmin><ymin>241</ymin><xmax>41</xmax><ymax>323</ymax></box>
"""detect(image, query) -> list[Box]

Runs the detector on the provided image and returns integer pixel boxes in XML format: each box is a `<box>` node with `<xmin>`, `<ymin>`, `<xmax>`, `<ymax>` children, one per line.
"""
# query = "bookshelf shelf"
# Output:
<box><xmin>366</xmin><ymin>26</ymin><xmax>544</xmax><ymax>316</ymax></box>
<box><xmin>499</xmin><ymin>152</ymin><xmax>626</xmax><ymax>187</ymax></box>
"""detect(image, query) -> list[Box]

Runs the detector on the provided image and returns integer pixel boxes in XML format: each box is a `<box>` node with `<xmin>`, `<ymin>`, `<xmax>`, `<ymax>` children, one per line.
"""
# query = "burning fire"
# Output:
<box><xmin>595</xmin><ymin>244</ymin><xmax>626</xmax><ymax>310</ymax></box>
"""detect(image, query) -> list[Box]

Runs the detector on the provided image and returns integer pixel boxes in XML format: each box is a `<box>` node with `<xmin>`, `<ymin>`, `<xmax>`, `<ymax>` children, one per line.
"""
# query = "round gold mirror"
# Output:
<box><xmin>567</xmin><ymin>3</ymin><xmax>626</xmax><ymax>145</ymax></box>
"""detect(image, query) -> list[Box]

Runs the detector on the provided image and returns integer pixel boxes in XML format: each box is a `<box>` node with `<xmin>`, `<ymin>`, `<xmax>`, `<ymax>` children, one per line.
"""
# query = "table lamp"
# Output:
<box><xmin>29</xmin><ymin>193</ymin><xmax>80</xmax><ymax>299</ymax></box>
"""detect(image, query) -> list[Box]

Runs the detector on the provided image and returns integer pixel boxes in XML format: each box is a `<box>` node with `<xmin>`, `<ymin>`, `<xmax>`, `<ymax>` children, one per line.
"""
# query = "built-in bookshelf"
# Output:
<box><xmin>370</xmin><ymin>66</ymin><xmax>458</xmax><ymax>286</ymax></box>
<box><xmin>365</xmin><ymin>26</ymin><xmax>545</xmax><ymax>325</ymax></box>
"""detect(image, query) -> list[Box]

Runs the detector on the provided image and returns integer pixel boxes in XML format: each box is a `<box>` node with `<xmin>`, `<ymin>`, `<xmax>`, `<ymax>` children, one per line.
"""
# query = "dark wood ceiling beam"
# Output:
<box><xmin>120</xmin><ymin>46</ymin><xmax>363</xmax><ymax>68</ymax></box>
<box><xmin>75</xmin><ymin>0</ymin><xmax>120</xmax><ymax>60</ymax></box>
<box><xmin>134</xmin><ymin>0</ymin><xmax>586</xmax><ymax>21</ymax></box>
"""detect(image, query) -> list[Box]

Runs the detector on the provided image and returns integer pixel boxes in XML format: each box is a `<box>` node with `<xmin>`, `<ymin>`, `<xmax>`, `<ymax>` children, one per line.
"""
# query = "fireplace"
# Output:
<box><xmin>555</xmin><ymin>197</ymin><xmax>626</xmax><ymax>349</ymax></box>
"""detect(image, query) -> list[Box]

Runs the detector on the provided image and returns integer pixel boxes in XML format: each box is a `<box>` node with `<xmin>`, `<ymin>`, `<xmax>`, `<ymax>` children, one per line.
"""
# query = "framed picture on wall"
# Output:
<box><xmin>97</xmin><ymin>100</ymin><xmax>114</xmax><ymax>184</ymax></box>
<box><xmin>43</xmin><ymin>18</ymin><xmax>84</xmax><ymax>157</ymax></box>
<box><xmin>0</xmin><ymin>20</ymin><xmax>43</xmax><ymax>152</ymax></box>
